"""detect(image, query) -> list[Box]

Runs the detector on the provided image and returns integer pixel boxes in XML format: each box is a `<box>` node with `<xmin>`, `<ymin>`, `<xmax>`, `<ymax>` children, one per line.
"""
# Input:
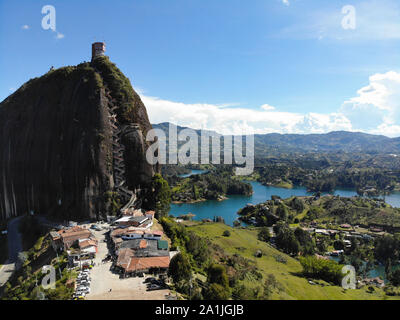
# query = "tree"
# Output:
<box><xmin>276</xmin><ymin>204</ymin><xmax>289</xmax><ymax>221</ymax></box>
<box><xmin>185</xmin><ymin>232</ymin><xmax>209</xmax><ymax>268</ymax></box>
<box><xmin>222</xmin><ymin>230</ymin><xmax>231</xmax><ymax>237</ymax></box>
<box><xmin>204</xmin><ymin>264</ymin><xmax>230</xmax><ymax>300</ymax></box>
<box><xmin>150</xmin><ymin>173</ymin><xmax>171</xmax><ymax>219</ymax></box>
<box><xmin>233</xmin><ymin>284</ymin><xmax>259</xmax><ymax>300</ymax></box>
<box><xmin>294</xmin><ymin>227</ymin><xmax>315</xmax><ymax>256</ymax></box>
<box><xmin>258</xmin><ymin>227</ymin><xmax>271</xmax><ymax>242</ymax></box>
<box><xmin>263</xmin><ymin>274</ymin><xmax>282</xmax><ymax>299</ymax></box>
<box><xmin>333</xmin><ymin>240</ymin><xmax>345</xmax><ymax>250</ymax></box>
<box><xmin>385</xmin><ymin>258</ymin><xmax>393</xmax><ymax>280</ymax></box>
<box><xmin>375</xmin><ymin>235</ymin><xmax>399</xmax><ymax>264</ymax></box>
<box><xmin>389</xmin><ymin>269</ymin><xmax>400</xmax><ymax>287</ymax></box>
<box><xmin>207</xmin><ymin>264</ymin><xmax>229</xmax><ymax>289</ymax></box>
<box><xmin>291</xmin><ymin>197</ymin><xmax>305</xmax><ymax>213</ymax></box>
<box><xmin>203</xmin><ymin>283</ymin><xmax>230</xmax><ymax>300</ymax></box>
<box><xmin>275</xmin><ymin>225</ymin><xmax>300</xmax><ymax>255</ymax></box>
<box><xmin>300</xmin><ymin>256</ymin><xmax>344</xmax><ymax>285</ymax></box>
<box><xmin>168</xmin><ymin>253</ymin><xmax>192</xmax><ymax>284</ymax></box>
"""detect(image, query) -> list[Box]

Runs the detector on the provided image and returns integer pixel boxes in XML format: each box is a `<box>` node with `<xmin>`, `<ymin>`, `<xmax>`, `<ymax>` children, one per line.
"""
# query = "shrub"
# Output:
<box><xmin>203</xmin><ymin>283</ymin><xmax>230</xmax><ymax>300</ymax></box>
<box><xmin>273</xmin><ymin>254</ymin><xmax>287</xmax><ymax>264</ymax></box>
<box><xmin>207</xmin><ymin>264</ymin><xmax>229</xmax><ymax>289</ymax></box>
<box><xmin>300</xmin><ymin>256</ymin><xmax>344</xmax><ymax>285</ymax></box>
<box><xmin>168</xmin><ymin>253</ymin><xmax>192</xmax><ymax>284</ymax></box>
<box><xmin>223</xmin><ymin>230</ymin><xmax>231</xmax><ymax>237</ymax></box>
<box><xmin>258</xmin><ymin>227</ymin><xmax>271</xmax><ymax>242</ymax></box>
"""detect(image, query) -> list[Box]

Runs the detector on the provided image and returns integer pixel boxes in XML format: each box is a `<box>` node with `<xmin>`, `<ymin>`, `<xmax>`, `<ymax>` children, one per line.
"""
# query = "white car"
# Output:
<box><xmin>74</xmin><ymin>291</ymin><xmax>86</xmax><ymax>297</ymax></box>
<box><xmin>77</xmin><ymin>286</ymin><xmax>90</xmax><ymax>293</ymax></box>
<box><xmin>77</xmin><ymin>277</ymin><xmax>91</xmax><ymax>281</ymax></box>
<box><xmin>78</xmin><ymin>280</ymin><xmax>91</xmax><ymax>286</ymax></box>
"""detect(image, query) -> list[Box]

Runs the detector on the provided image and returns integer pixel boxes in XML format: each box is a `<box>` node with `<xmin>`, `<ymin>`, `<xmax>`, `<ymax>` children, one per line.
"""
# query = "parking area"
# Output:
<box><xmin>84</xmin><ymin>226</ymin><xmax>172</xmax><ymax>300</ymax></box>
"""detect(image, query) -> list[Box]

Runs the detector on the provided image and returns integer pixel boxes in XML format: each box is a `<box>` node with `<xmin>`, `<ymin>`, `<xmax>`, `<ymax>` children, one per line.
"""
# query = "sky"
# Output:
<box><xmin>1</xmin><ymin>0</ymin><xmax>400</xmax><ymax>136</ymax></box>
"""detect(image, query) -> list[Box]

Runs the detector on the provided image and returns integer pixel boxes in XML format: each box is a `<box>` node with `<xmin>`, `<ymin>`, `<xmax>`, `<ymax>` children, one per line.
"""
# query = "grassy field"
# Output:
<box><xmin>186</xmin><ymin>222</ymin><xmax>398</xmax><ymax>300</ymax></box>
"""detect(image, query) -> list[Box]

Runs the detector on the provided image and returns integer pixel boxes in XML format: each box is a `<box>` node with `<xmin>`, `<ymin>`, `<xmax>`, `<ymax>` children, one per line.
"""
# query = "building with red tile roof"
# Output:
<box><xmin>126</xmin><ymin>256</ymin><xmax>170</xmax><ymax>273</ymax></box>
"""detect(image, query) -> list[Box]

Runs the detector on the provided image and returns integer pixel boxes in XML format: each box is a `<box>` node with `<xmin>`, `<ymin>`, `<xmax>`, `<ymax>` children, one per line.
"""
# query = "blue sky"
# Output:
<box><xmin>1</xmin><ymin>0</ymin><xmax>400</xmax><ymax>136</ymax></box>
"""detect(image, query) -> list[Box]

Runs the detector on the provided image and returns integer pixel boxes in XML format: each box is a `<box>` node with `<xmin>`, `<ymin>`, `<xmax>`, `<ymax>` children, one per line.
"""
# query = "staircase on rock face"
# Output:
<box><xmin>94</xmin><ymin>66</ymin><xmax>139</xmax><ymax>213</ymax></box>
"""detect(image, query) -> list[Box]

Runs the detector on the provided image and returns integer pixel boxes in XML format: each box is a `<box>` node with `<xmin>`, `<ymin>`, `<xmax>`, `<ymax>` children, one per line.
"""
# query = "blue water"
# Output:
<box><xmin>170</xmin><ymin>171</ymin><xmax>400</xmax><ymax>226</ymax></box>
<box><xmin>330</xmin><ymin>256</ymin><xmax>398</xmax><ymax>282</ymax></box>
<box><xmin>170</xmin><ymin>179</ymin><xmax>366</xmax><ymax>226</ymax></box>
<box><xmin>171</xmin><ymin>170</ymin><xmax>400</xmax><ymax>278</ymax></box>
<box><xmin>381</xmin><ymin>192</ymin><xmax>400</xmax><ymax>208</ymax></box>
<box><xmin>178</xmin><ymin>169</ymin><xmax>209</xmax><ymax>178</ymax></box>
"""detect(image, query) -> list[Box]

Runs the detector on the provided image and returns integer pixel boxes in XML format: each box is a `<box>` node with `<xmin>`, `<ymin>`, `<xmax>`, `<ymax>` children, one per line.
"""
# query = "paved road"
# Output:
<box><xmin>0</xmin><ymin>216</ymin><xmax>23</xmax><ymax>288</ymax></box>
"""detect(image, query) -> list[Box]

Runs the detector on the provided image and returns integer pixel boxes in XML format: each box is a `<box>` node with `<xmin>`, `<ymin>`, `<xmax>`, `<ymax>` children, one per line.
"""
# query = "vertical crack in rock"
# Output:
<box><xmin>0</xmin><ymin>58</ymin><xmax>156</xmax><ymax>221</ymax></box>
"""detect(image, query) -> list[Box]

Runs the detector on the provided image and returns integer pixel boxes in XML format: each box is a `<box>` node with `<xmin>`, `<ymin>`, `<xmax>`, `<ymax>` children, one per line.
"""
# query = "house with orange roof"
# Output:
<box><xmin>50</xmin><ymin>226</ymin><xmax>98</xmax><ymax>266</ymax></box>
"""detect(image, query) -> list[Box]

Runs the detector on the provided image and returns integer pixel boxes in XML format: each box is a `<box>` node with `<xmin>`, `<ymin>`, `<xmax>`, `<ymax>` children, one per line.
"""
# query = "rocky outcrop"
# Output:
<box><xmin>0</xmin><ymin>58</ymin><xmax>155</xmax><ymax>221</ymax></box>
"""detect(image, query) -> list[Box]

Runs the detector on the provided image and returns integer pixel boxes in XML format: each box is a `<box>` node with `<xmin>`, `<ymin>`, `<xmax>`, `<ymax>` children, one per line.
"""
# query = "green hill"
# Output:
<box><xmin>152</xmin><ymin>122</ymin><xmax>400</xmax><ymax>155</ymax></box>
<box><xmin>186</xmin><ymin>222</ymin><xmax>395</xmax><ymax>300</ymax></box>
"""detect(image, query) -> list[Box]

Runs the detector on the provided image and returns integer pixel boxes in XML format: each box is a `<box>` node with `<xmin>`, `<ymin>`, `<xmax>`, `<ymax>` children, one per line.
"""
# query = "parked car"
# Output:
<box><xmin>77</xmin><ymin>284</ymin><xmax>89</xmax><ymax>290</ymax></box>
<box><xmin>77</xmin><ymin>286</ymin><xmax>90</xmax><ymax>294</ymax></box>
<box><xmin>77</xmin><ymin>278</ymin><xmax>91</xmax><ymax>283</ymax></box>
<box><xmin>137</xmin><ymin>272</ymin><xmax>144</xmax><ymax>277</ymax></box>
<box><xmin>74</xmin><ymin>291</ymin><xmax>86</xmax><ymax>297</ymax></box>
<box><xmin>152</xmin><ymin>280</ymin><xmax>164</xmax><ymax>286</ymax></box>
<box><xmin>147</xmin><ymin>284</ymin><xmax>161</xmax><ymax>291</ymax></box>
<box><xmin>144</xmin><ymin>277</ymin><xmax>156</xmax><ymax>284</ymax></box>
<box><xmin>78</xmin><ymin>273</ymin><xmax>90</xmax><ymax>278</ymax></box>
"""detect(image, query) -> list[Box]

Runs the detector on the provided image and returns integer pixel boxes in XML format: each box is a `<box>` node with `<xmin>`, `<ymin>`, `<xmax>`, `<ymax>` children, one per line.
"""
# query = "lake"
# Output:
<box><xmin>178</xmin><ymin>169</ymin><xmax>209</xmax><ymax>178</ymax></box>
<box><xmin>329</xmin><ymin>256</ymin><xmax>399</xmax><ymax>282</ymax></box>
<box><xmin>170</xmin><ymin>171</ymin><xmax>400</xmax><ymax>226</ymax></box>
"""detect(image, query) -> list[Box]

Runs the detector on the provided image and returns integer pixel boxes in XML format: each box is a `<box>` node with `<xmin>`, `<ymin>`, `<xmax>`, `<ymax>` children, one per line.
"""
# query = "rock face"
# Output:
<box><xmin>0</xmin><ymin>58</ymin><xmax>155</xmax><ymax>221</ymax></box>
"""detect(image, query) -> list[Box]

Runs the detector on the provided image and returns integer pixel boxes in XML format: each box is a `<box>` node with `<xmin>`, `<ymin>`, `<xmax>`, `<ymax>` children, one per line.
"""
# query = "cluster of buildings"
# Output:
<box><xmin>113</xmin><ymin>209</ymin><xmax>155</xmax><ymax>229</ymax></box>
<box><xmin>50</xmin><ymin>225</ymin><xmax>98</xmax><ymax>267</ymax></box>
<box><xmin>358</xmin><ymin>277</ymin><xmax>385</xmax><ymax>289</ymax></box>
<box><xmin>109</xmin><ymin>226</ymin><xmax>170</xmax><ymax>277</ymax></box>
<box><xmin>107</xmin><ymin>208</ymin><xmax>172</xmax><ymax>277</ymax></box>
<box><xmin>302</xmin><ymin>223</ymin><xmax>377</xmax><ymax>241</ymax></box>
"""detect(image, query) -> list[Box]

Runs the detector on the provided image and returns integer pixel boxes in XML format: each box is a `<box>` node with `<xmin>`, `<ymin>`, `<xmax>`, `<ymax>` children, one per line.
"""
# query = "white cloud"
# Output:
<box><xmin>260</xmin><ymin>104</ymin><xmax>276</xmax><ymax>111</ymax></box>
<box><xmin>141</xmin><ymin>95</ymin><xmax>350</xmax><ymax>136</ymax></box>
<box><xmin>340</xmin><ymin>71</ymin><xmax>400</xmax><ymax>137</ymax></box>
<box><xmin>282</xmin><ymin>0</ymin><xmax>290</xmax><ymax>6</ymax></box>
<box><xmin>140</xmin><ymin>70</ymin><xmax>400</xmax><ymax>137</ymax></box>
<box><xmin>55</xmin><ymin>32</ymin><xmax>65</xmax><ymax>39</ymax></box>
<box><xmin>21</xmin><ymin>25</ymin><xmax>30</xmax><ymax>30</ymax></box>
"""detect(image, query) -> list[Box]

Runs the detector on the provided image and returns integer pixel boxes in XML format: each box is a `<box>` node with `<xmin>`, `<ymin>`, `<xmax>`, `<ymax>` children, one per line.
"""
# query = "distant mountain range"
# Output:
<box><xmin>152</xmin><ymin>122</ymin><xmax>400</xmax><ymax>155</ymax></box>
